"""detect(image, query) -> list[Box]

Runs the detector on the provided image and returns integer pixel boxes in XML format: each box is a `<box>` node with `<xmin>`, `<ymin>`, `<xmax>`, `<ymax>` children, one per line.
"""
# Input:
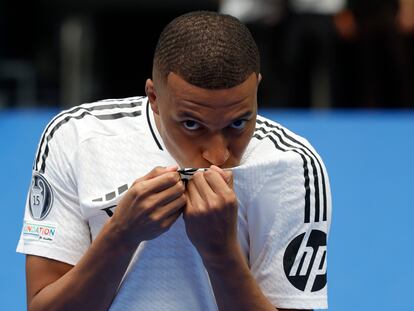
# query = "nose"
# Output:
<box><xmin>202</xmin><ymin>132</ymin><xmax>230</xmax><ymax>166</ymax></box>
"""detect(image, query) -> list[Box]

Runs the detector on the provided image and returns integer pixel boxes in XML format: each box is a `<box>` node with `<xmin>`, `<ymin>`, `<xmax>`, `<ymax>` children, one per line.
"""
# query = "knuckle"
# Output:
<box><xmin>226</xmin><ymin>172</ymin><xmax>234</xmax><ymax>183</ymax></box>
<box><xmin>148</xmin><ymin>212</ymin><xmax>161</xmax><ymax>224</ymax></box>
<box><xmin>176</xmin><ymin>181</ymin><xmax>186</xmax><ymax>193</ymax></box>
<box><xmin>160</xmin><ymin>221</ymin><xmax>173</xmax><ymax>232</ymax></box>
<box><xmin>207</xmin><ymin>198</ymin><xmax>221</xmax><ymax>210</ymax></box>
<box><xmin>148</xmin><ymin>166</ymin><xmax>164</xmax><ymax>178</ymax></box>
<box><xmin>153</xmin><ymin>166</ymin><xmax>164</xmax><ymax>174</ymax></box>
<box><xmin>174</xmin><ymin>172</ymin><xmax>181</xmax><ymax>182</ymax></box>
<box><xmin>178</xmin><ymin>194</ymin><xmax>187</xmax><ymax>206</ymax></box>
<box><xmin>165</xmin><ymin>172</ymin><xmax>179</xmax><ymax>184</ymax></box>
<box><xmin>224</xmin><ymin>194</ymin><xmax>237</xmax><ymax>208</ymax></box>
<box><xmin>131</xmin><ymin>178</ymin><xmax>144</xmax><ymax>190</ymax></box>
<box><xmin>131</xmin><ymin>179</ymin><xmax>139</xmax><ymax>187</ymax></box>
<box><xmin>142</xmin><ymin>195</ymin><xmax>159</xmax><ymax>212</ymax></box>
<box><xmin>224</xmin><ymin>192</ymin><xmax>237</xmax><ymax>203</ymax></box>
<box><xmin>163</xmin><ymin>172</ymin><xmax>178</xmax><ymax>185</ymax></box>
<box><xmin>133</xmin><ymin>182</ymin><xmax>147</xmax><ymax>197</ymax></box>
<box><xmin>140</xmin><ymin>200</ymin><xmax>152</xmax><ymax>212</ymax></box>
<box><xmin>129</xmin><ymin>184</ymin><xmax>139</xmax><ymax>197</ymax></box>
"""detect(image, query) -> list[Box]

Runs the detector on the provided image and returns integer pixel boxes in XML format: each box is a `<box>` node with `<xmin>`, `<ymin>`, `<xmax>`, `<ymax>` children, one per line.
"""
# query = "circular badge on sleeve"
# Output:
<box><xmin>29</xmin><ymin>172</ymin><xmax>54</xmax><ymax>220</ymax></box>
<box><xmin>283</xmin><ymin>230</ymin><xmax>327</xmax><ymax>292</ymax></box>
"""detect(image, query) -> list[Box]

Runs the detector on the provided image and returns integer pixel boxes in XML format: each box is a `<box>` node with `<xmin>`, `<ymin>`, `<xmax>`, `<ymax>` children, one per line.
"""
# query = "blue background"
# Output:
<box><xmin>1</xmin><ymin>109</ymin><xmax>413</xmax><ymax>310</ymax></box>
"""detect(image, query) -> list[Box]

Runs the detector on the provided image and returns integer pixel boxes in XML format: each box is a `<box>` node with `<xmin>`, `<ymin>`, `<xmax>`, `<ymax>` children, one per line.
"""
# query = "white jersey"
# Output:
<box><xmin>17</xmin><ymin>96</ymin><xmax>331</xmax><ymax>310</ymax></box>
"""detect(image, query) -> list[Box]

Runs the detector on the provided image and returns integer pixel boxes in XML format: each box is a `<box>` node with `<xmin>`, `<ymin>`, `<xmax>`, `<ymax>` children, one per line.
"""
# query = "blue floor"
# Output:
<box><xmin>1</xmin><ymin>108</ymin><xmax>413</xmax><ymax>310</ymax></box>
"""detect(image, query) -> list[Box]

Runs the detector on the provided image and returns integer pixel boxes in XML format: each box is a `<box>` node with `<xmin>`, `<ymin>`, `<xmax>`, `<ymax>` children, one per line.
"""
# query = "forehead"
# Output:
<box><xmin>161</xmin><ymin>72</ymin><xmax>258</xmax><ymax>116</ymax></box>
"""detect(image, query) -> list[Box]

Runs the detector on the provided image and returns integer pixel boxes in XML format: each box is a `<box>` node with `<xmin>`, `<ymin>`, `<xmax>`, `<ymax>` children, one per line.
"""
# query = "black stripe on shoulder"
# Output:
<box><xmin>256</xmin><ymin>125</ymin><xmax>319</xmax><ymax>222</ymax></box>
<box><xmin>95</xmin><ymin>110</ymin><xmax>141</xmax><ymax>120</ymax></box>
<box><xmin>253</xmin><ymin>132</ymin><xmax>312</xmax><ymax>223</ymax></box>
<box><xmin>255</xmin><ymin>119</ymin><xmax>328</xmax><ymax>223</ymax></box>
<box><xmin>256</xmin><ymin>119</ymin><xmax>328</xmax><ymax>222</ymax></box>
<box><xmin>34</xmin><ymin>100</ymin><xmax>143</xmax><ymax>171</ymax></box>
<box><xmin>35</xmin><ymin>101</ymin><xmax>143</xmax><ymax>173</ymax></box>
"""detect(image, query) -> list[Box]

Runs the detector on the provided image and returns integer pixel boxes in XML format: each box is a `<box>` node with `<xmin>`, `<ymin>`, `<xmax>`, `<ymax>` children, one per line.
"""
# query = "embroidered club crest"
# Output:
<box><xmin>29</xmin><ymin>172</ymin><xmax>54</xmax><ymax>220</ymax></box>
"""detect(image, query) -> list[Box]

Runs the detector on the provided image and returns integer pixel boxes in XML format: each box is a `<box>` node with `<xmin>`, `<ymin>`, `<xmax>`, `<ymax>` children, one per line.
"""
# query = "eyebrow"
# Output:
<box><xmin>234</xmin><ymin>111</ymin><xmax>254</xmax><ymax>120</ymax></box>
<box><xmin>179</xmin><ymin>111</ymin><xmax>254</xmax><ymax>123</ymax></box>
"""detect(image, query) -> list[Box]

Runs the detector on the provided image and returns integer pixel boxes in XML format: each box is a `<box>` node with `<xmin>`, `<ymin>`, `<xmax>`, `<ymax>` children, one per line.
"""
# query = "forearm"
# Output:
<box><xmin>29</xmin><ymin>219</ymin><xmax>137</xmax><ymax>311</ymax></box>
<box><xmin>203</xmin><ymin>245</ymin><xmax>277</xmax><ymax>311</ymax></box>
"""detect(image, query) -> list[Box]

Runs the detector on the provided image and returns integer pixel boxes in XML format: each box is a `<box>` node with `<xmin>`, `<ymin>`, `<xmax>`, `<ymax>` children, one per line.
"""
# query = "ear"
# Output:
<box><xmin>145</xmin><ymin>79</ymin><xmax>159</xmax><ymax>115</ymax></box>
<box><xmin>257</xmin><ymin>73</ymin><xmax>262</xmax><ymax>85</ymax></box>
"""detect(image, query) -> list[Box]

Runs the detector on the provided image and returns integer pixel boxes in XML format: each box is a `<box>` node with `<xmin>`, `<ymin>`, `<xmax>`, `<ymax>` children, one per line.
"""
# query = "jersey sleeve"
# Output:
<box><xmin>16</xmin><ymin>116</ymin><xmax>91</xmax><ymax>265</ymax></box>
<box><xmin>247</xmin><ymin>148</ymin><xmax>332</xmax><ymax>310</ymax></box>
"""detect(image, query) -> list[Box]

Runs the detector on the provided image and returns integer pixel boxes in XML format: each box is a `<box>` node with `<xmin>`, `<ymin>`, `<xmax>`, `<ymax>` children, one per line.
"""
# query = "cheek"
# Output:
<box><xmin>231</xmin><ymin>137</ymin><xmax>250</xmax><ymax>155</ymax></box>
<box><xmin>163</xmin><ymin>123</ymin><xmax>200</xmax><ymax>157</ymax></box>
<box><xmin>231</xmin><ymin>126</ymin><xmax>255</xmax><ymax>155</ymax></box>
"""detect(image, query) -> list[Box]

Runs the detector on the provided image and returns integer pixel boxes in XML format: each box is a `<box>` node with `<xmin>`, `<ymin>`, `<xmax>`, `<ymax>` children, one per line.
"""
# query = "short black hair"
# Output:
<box><xmin>153</xmin><ymin>11</ymin><xmax>260</xmax><ymax>89</ymax></box>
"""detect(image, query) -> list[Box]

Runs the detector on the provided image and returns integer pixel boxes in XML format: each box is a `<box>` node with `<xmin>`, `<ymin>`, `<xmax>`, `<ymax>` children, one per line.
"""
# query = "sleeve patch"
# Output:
<box><xmin>283</xmin><ymin>230</ymin><xmax>327</xmax><ymax>292</ymax></box>
<box><xmin>29</xmin><ymin>172</ymin><xmax>54</xmax><ymax>220</ymax></box>
<box><xmin>22</xmin><ymin>220</ymin><xmax>57</xmax><ymax>243</ymax></box>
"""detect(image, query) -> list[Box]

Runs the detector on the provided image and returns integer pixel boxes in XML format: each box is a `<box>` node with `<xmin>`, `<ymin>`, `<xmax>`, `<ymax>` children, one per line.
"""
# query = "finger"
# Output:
<box><xmin>203</xmin><ymin>169</ymin><xmax>233</xmax><ymax>196</ymax></box>
<box><xmin>182</xmin><ymin>195</ymin><xmax>191</xmax><ymax>219</ymax></box>
<box><xmin>121</xmin><ymin>167</ymin><xmax>169</xmax><ymax>204</ymax></box>
<box><xmin>185</xmin><ymin>179</ymin><xmax>205</xmax><ymax>212</ymax></box>
<box><xmin>128</xmin><ymin>166</ymin><xmax>179</xmax><ymax>197</ymax></box>
<box><xmin>150</xmin><ymin>180</ymin><xmax>186</xmax><ymax>208</ymax></box>
<box><xmin>155</xmin><ymin>192</ymin><xmax>187</xmax><ymax>219</ymax></box>
<box><xmin>209</xmin><ymin>165</ymin><xmax>233</xmax><ymax>185</ymax></box>
<box><xmin>144</xmin><ymin>165</ymin><xmax>179</xmax><ymax>181</ymax></box>
<box><xmin>122</xmin><ymin>170</ymin><xmax>181</xmax><ymax>208</ymax></box>
<box><xmin>138</xmin><ymin>171</ymin><xmax>182</xmax><ymax>196</ymax></box>
<box><xmin>191</xmin><ymin>171</ymin><xmax>216</xmax><ymax>202</ymax></box>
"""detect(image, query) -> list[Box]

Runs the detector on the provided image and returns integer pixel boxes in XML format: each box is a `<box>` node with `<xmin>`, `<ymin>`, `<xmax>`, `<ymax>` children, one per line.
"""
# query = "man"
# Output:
<box><xmin>17</xmin><ymin>11</ymin><xmax>331</xmax><ymax>311</ymax></box>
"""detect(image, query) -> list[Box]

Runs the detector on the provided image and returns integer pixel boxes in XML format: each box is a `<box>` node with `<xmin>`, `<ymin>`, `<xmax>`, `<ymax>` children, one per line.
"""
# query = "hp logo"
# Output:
<box><xmin>283</xmin><ymin>230</ymin><xmax>327</xmax><ymax>292</ymax></box>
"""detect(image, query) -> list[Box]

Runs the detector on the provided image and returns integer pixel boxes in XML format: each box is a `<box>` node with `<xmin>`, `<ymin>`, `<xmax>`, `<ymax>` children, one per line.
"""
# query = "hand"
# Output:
<box><xmin>183</xmin><ymin>165</ymin><xmax>239</xmax><ymax>263</ymax></box>
<box><xmin>109</xmin><ymin>166</ymin><xmax>186</xmax><ymax>248</ymax></box>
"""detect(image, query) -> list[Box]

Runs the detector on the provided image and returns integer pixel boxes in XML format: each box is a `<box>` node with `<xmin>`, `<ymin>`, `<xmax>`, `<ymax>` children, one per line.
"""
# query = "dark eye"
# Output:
<box><xmin>182</xmin><ymin>120</ymin><xmax>201</xmax><ymax>131</ymax></box>
<box><xmin>230</xmin><ymin>119</ymin><xmax>248</xmax><ymax>130</ymax></box>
